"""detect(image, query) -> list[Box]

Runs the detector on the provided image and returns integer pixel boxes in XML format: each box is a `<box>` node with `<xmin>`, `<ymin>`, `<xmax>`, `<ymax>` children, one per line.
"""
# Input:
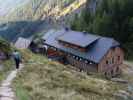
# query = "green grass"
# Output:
<box><xmin>12</xmin><ymin>50</ymin><xmax>127</xmax><ymax>100</ymax></box>
<box><xmin>15</xmin><ymin>82</ymin><xmax>30</xmax><ymax>100</ymax></box>
<box><xmin>0</xmin><ymin>60</ymin><xmax>14</xmax><ymax>83</ymax></box>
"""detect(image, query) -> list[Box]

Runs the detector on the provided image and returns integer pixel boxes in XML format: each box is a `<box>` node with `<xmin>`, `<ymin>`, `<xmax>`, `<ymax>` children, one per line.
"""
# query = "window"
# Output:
<box><xmin>106</xmin><ymin>60</ymin><xmax>109</xmax><ymax>65</ymax></box>
<box><xmin>85</xmin><ymin>60</ymin><xmax>88</xmax><ymax>64</ymax></box>
<box><xmin>105</xmin><ymin>72</ymin><xmax>107</xmax><ymax>76</ymax></box>
<box><xmin>111</xmin><ymin>70</ymin><xmax>114</xmax><ymax>75</ymax></box>
<box><xmin>106</xmin><ymin>57</ymin><xmax>115</xmax><ymax>65</ymax></box>
<box><xmin>76</xmin><ymin>57</ymin><xmax>79</xmax><ymax>60</ymax></box>
<box><xmin>53</xmin><ymin>48</ymin><xmax>57</xmax><ymax>51</ymax></box>
<box><xmin>89</xmin><ymin>62</ymin><xmax>93</xmax><ymax>65</ymax></box>
<box><xmin>73</xmin><ymin>56</ymin><xmax>75</xmax><ymax>58</ymax></box>
<box><xmin>118</xmin><ymin>56</ymin><xmax>120</xmax><ymax>61</ymax></box>
<box><xmin>68</xmin><ymin>54</ymin><xmax>70</xmax><ymax>57</ymax></box>
<box><xmin>79</xmin><ymin>58</ymin><xmax>82</xmax><ymax>61</ymax></box>
<box><xmin>112</xmin><ymin>57</ymin><xmax>114</xmax><ymax>64</ymax></box>
<box><xmin>116</xmin><ymin>67</ymin><xmax>119</xmax><ymax>72</ymax></box>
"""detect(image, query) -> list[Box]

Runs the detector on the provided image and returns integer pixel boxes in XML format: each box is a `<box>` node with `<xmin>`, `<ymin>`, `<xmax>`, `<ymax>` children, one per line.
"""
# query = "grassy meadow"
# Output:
<box><xmin>12</xmin><ymin>50</ymin><xmax>127</xmax><ymax>100</ymax></box>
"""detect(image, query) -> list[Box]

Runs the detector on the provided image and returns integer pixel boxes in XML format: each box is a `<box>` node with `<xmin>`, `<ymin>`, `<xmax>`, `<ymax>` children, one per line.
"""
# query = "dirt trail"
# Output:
<box><xmin>0</xmin><ymin>64</ymin><xmax>24</xmax><ymax>100</ymax></box>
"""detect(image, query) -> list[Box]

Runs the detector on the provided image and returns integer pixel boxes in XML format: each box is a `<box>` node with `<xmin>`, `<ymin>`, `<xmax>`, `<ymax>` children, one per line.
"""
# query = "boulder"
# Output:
<box><xmin>111</xmin><ymin>78</ymin><xmax>128</xmax><ymax>84</ymax></box>
<box><xmin>128</xmin><ymin>84</ymin><xmax>133</xmax><ymax>94</ymax></box>
<box><xmin>114</xmin><ymin>90</ymin><xmax>132</xmax><ymax>100</ymax></box>
<box><xmin>114</xmin><ymin>93</ymin><xmax>128</xmax><ymax>100</ymax></box>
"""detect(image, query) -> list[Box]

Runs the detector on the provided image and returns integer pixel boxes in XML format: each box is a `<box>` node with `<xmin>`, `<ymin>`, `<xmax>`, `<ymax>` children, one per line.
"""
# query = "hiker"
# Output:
<box><xmin>12</xmin><ymin>50</ymin><xmax>21</xmax><ymax>69</ymax></box>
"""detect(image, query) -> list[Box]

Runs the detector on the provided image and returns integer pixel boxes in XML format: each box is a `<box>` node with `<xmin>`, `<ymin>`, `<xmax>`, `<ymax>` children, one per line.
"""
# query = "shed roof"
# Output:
<box><xmin>44</xmin><ymin>29</ymin><xmax>120</xmax><ymax>63</ymax></box>
<box><xmin>15</xmin><ymin>37</ymin><xmax>32</xmax><ymax>49</ymax></box>
<box><xmin>42</xmin><ymin>29</ymin><xmax>57</xmax><ymax>40</ymax></box>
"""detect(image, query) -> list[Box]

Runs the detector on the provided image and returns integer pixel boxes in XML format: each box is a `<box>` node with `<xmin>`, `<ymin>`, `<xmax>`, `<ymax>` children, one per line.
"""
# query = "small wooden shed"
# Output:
<box><xmin>15</xmin><ymin>37</ymin><xmax>32</xmax><ymax>49</ymax></box>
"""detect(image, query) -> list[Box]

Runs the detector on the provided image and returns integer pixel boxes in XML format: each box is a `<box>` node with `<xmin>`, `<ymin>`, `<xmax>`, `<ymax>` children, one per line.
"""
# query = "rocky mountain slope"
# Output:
<box><xmin>0</xmin><ymin>0</ymin><xmax>87</xmax><ymax>22</ymax></box>
<box><xmin>0</xmin><ymin>0</ymin><xmax>87</xmax><ymax>41</ymax></box>
<box><xmin>0</xmin><ymin>0</ymin><xmax>29</xmax><ymax>17</ymax></box>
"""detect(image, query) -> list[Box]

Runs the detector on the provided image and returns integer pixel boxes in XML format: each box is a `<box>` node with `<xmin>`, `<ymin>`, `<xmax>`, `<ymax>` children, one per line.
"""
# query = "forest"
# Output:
<box><xmin>71</xmin><ymin>0</ymin><xmax>133</xmax><ymax>59</ymax></box>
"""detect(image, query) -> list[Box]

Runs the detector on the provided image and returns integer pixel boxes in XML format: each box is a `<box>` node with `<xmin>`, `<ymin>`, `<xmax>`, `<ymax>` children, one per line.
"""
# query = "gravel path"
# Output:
<box><xmin>0</xmin><ymin>64</ymin><xmax>24</xmax><ymax>100</ymax></box>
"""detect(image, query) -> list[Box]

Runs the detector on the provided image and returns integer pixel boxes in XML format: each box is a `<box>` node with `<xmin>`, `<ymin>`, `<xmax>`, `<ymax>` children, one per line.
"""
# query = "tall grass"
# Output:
<box><xmin>0</xmin><ymin>60</ymin><xmax>14</xmax><ymax>83</ymax></box>
<box><xmin>15</xmin><ymin>82</ymin><xmax>30</xmax><ymax>100</ymax></box>
<box><xmin>13</xmin><ymin>50</ymin><xmax>126</xmax><ymax>100</ymax></box>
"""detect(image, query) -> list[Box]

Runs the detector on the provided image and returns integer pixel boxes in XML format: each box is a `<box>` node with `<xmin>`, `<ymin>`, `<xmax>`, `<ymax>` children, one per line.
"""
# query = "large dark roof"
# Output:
<box><xmin>58</xmin><ymin>31</ymin><xmax>100</xmax><ymax>47</ymax></box>
<box><xmin>43</xmin><ymin>29</ymin><xmax>120</xmax><ymax>63</ymax></box>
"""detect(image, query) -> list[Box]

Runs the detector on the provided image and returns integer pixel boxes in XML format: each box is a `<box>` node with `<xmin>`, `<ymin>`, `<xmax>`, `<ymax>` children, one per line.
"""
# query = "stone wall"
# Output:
<box><xmin>98</xmin><ymin>47</ymin><xmax>124</xmax><ymax>76</ymax></box>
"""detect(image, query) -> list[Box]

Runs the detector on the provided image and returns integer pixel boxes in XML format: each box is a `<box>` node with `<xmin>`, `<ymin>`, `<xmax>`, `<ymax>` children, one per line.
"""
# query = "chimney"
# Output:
<box><xmin>83</xmin><ymin>30</ymin><xmax>87</xmax><ymax>34</ymax></box>
<box><xmin>64</xmin><ymin>27</ymin><xmax>70</xmax><ymax>31</ymax></box>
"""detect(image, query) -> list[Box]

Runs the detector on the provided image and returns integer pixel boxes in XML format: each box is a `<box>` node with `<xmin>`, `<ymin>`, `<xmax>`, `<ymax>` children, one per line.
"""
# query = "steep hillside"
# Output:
<box><xmin>0</xmin><ymin>0</ymin><xmax>86</xmax><ymax>23</ymax></box>
<box><xmin>13</xmin><ymin>50</ymin><xmax>130</xmax><ymax>100</ymax></box>
<box><xmin>0</xmin><ymin>0</ymin><xmax>87</xmax><ymax>41</ymax></box>
<box><xmin>0</xmin><ymin>0</ymin><xmax>29</xmax><ymax>17</ymax></box>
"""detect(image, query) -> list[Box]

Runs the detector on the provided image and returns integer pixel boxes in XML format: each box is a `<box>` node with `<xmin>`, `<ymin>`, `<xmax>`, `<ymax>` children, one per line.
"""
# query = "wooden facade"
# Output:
<box><xmin>59</xmin><ymin>40</ymin><xmax>87</xmax><ymax>52</ymax></box>
<box><xmin>66</xmin><ymin>54</ymin><xmax>98</xmax><ymax>72</ymax></box>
